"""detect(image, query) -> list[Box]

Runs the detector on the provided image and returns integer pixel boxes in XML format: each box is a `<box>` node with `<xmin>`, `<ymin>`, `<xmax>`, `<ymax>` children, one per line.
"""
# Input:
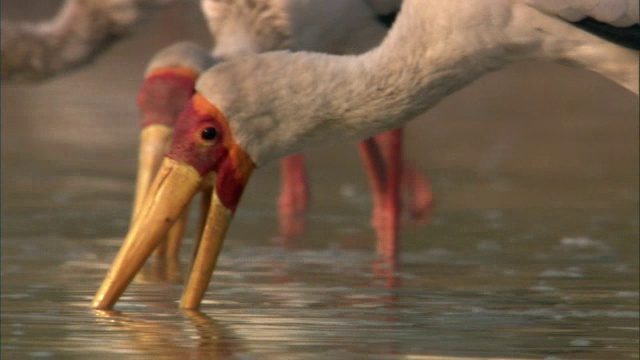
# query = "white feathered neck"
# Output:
<box><xmin>196</xmin><ymin>0</ymin><xmax>639</xmax><ymax>166</ymax></box>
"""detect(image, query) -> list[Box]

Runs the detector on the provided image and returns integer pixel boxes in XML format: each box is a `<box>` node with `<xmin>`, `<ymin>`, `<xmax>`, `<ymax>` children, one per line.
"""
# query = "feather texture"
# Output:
<box><xmin>527</xmin><ymin>0</ymin><xmax>639</xmax><ymax>26</ymax></box>
<box><xmin>194</xmin><ymin>0</ymin><xmax>639</xmax><ymax>165</ymax></box>
<box><xmin>201</xmin><ymin>0</ymin><xmax>292</xmax><ymax>58</ymax></box>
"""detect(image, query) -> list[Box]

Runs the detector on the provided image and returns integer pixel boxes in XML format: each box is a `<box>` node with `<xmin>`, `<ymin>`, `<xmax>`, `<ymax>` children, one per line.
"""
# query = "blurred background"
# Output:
<box><xmin>2</xmin><ymin>0</ymin><xmax>638</xmax><ymax>238</ymax></box>
<box><xmin>1</xmin><ymin>1</ymin><xmax>638</xmax><ymax>359</ymax></box>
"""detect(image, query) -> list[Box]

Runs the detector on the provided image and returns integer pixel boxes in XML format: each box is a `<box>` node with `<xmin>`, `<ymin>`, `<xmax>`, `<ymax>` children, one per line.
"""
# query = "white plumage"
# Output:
<box><xmin>194</xmin><ymin>0</ymin><xmax>638</xmax><ymax>164</ymax></box>
<box><xmin>201</xmin><ymin>0</ymin><xmax>397</xmax><ymax>56</ymax></box>
<box><xmin>527</xmin><ymin>0</ymin><xmax>638</xmax><ymax>26</ymax></box>
<box><xmin>93</xmin><ymin>0</ymin><xmax>639</xmax><ymax>310</ymax></box>
<box><xmin>1</xmin><ymin>0</ymin><xmax>147</xmax><ymax>81</ymax></box>
<box><xmin>136</xmin><ymin>0</ymin><xmax>427</xmax><ymax>254</ymax></box>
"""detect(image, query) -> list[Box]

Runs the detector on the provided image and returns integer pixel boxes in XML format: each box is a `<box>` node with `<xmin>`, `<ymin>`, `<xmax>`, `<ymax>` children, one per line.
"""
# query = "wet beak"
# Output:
<box><xmin>92</xmin><ymin>157</ymin><xmax>203</xmax><ymax>310</ymax></box>
<box><xmin>180</xmin><ymin>190</ymin><xmax>233</xmax><ymax>309</ymax></box>
<box><xmin>131</xmin><ymin>124</ymin><xmax>174</xmax><ymax>222</ymax></box>
<box><xmin>93</xmin><ymin>144</ymin><xmax>254</xmax><ymax>310</ymax></box>
<box><xmin>180</xmin><ymin>153</ymin><xmax>254</xmax><ymax>308</ymax></box>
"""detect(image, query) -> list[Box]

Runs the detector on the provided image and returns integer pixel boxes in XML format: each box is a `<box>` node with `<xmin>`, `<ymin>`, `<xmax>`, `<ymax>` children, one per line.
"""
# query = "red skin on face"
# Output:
<box><xmin>167</xmin><ymin>94</ymin><xmax>254</xmax><ymax>212</ymax></box>
<box><xmin>137</xmin><ymin>68</ymin><xmax>198</xmax><ymax>128</ymax></box>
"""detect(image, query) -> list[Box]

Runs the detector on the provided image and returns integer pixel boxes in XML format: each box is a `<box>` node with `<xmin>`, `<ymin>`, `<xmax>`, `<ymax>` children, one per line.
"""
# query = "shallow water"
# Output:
<box><xmin>1</xmin><ymin>2</ymin><xmax>639</xmax><ymax>359</ymax></box>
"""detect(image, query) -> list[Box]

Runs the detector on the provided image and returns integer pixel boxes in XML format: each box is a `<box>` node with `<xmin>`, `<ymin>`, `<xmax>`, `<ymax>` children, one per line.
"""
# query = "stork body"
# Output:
<box><xmin>204</xmin><ymin>0</ymin><xmax>433</xmax><ymax>245</ymax></box>
<box><xmin>200</xmin><ymin>0</ymin><xmax>637</xmax><ymax>166</ymax></box>
<box><xmin>1</xmin><ymin>0</ymin><xmax>152</xmax><ymax>81</ymax></box>
<box><xmin>94</xmin><ymin>0</ymin><xmax>639</xmax><ymax>310</ymax></box>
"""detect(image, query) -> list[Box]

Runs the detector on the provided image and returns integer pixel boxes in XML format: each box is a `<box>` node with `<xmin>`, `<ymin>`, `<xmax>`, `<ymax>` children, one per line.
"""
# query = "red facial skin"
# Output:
<box><xmin>167</xmin><ymin>94</ymin><xmax>254</xmax><ymax>212</ymax></box>
<box><xmin>137</xmin><ymin>68</ymin><xmax>198</xmax><ymax>128</ymax></box>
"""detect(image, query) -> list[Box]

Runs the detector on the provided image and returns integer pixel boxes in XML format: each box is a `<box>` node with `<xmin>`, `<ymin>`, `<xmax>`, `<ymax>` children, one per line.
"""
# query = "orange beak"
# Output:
<box><xmin>92</xmin><ymin>150</ymin><xmax>253</xmax><ymax>310</ymax></box>
<box><xmin>131</xmin><ymin>124</ymin><xmax>174</xmax><ymax>222</ymax></box>
<box><xmin>132</xmin><ymin>67</ymin><xmax>201</xmax><ymax>257</ymax></box>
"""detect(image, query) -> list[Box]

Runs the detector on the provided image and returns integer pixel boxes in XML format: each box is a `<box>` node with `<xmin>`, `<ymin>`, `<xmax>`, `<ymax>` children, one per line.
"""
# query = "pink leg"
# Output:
<box><xmin>278</xmin><ymin>154</ymin><xmax>309</xmax><ymax>240</ymax></box>
<box><xmin>358</xmin><ymin>128</ymin><xmax>402</xmax><ymax>263</ymax></box>
<box><xmin>357</xmin><ymin>138</ymin><xmax>386</xmax><ymax>204</ymax></box>
<box><xmin>373</xmin><ymin>128</ymin><xmax>402</xmax><ymax>261</ymax></box>
<box><xmin>372</xmin><ymin>256</ymin><xmax>399</xmax><ymax>289</ymax></box>
<box><xmin>359</xmin><ymin>128</ymin><xmax>435</xmax><ymax>262</ymax></box>
<box><xmin>402</xmin><ymin>165</ymin><xmax>433</xmax><ymax>223</ymax></box>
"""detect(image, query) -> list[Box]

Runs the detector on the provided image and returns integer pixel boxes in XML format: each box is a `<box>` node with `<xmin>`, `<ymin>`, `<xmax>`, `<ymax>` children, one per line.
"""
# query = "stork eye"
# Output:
<box><xmin>201</xmin><ymin>127</ymin><xmax>218</xmax><ymax>141</ymax></box>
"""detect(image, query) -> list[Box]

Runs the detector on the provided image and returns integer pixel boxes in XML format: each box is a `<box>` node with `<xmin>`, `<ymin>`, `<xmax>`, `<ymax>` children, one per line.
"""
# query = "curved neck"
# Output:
<box><xmin>210</xmin><ymin>0</ymin><xmax>639</xmax><ymax>165</ymax></box>
<box><xmin>285</xmin><ymin>0</ymin><xmax>388</xmax><ymax>54</ymax></box>
<box><xmin>210</xmin><ymin>1</ymin><xmax>526</xmax><ymax>165</ymax></box>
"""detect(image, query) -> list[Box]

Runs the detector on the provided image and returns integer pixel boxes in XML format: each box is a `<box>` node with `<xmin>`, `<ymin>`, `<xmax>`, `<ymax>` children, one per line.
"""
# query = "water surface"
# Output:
<box><xmin>2</xmin><ymin>2</ymin><xmax>638</xmax><ymax>359</ymax></box>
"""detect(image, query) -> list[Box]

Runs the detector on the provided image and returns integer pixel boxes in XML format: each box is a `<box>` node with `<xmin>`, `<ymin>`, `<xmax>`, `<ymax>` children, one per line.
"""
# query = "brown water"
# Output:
<box><xmin>1</xmin><ymin>2</ymin><xmax>638</xmax><ymax>359</ymax></box>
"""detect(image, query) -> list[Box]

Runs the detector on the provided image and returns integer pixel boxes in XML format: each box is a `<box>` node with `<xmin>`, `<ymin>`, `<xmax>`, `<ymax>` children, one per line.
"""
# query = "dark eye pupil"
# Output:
<box><xmin>201</xmin><ymin>127</ymin><xmax>217</xmax><ymax>141</ymax></box>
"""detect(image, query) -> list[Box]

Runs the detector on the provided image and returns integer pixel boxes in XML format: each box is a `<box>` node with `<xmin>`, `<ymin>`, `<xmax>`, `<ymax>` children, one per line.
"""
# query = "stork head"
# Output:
<box><xmin>132</xmin><ymin>67</ymin><xmax>198</xmax><ymax>220</ymax></box>
<box><xmin>166</xmin><ymin>93</ymin><xmax>255</xmax><ymax>214</ymax></box>
<box><xmin>92</xmin><ymin>88</ymin><xmax>255</xmax><ymax>310</ymax></box>
<box><xmin>93</xmin><ymin>51</ymin><xmax>318</xmax><ymax>310</ymax></box>
<box><xmin>131</xmin><ymin>42</ymin><xmax>218</xmax><ymax>221</ymax></box>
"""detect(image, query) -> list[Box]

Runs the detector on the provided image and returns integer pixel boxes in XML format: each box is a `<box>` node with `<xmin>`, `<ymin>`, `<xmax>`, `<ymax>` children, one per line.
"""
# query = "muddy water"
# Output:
<box><xmin>1</xmin><ymin>1</ymin><xmax>638</xmax><ymax>359</ymax></box>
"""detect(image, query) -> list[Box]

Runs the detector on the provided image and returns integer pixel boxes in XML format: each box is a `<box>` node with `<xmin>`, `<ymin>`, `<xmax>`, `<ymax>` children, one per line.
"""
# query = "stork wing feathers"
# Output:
<box><xmin>528</xmin><ymin>0</ymin><xmax>639</xmax><ymax>50</ymax></box>
<box><xmin>361</xmin><ymin>0</ymin><xmax>402</xmax><ymax>28</ymax></box>
<box><xmin>200</xmin><ymin>0</ymin><xmax>291</xmax><ymax>56</ymax></box>
<box><xmin>572</xmin><ymin>17</ymin><xmax>640</xmax><ymax>50</ymax></box>
<box><xmin>363</xmin><ymin>0</ymin><xmax>402</xmax><ymax>16</ymax></box>
<box><xmin>528</xmin><ymin>0</ymin><xmax>639</xmax><ymax>27</ymax></box>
